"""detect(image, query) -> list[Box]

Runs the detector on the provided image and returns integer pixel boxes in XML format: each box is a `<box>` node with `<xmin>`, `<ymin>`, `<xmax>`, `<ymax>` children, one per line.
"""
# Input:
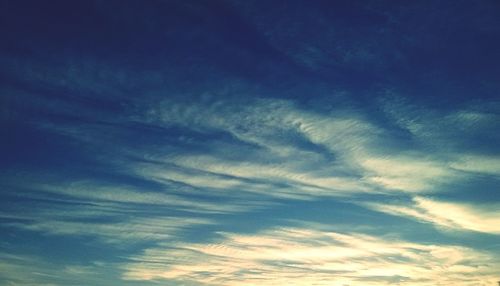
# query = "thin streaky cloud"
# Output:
<box><xmin>123</xmin><ymin>226</ymin><xmax>500</xmax><ymax>286</ymax></box>
<box><xmin>365</xmin><ymin>197</ymin><xmax>500</xmax><ymax>234</ymax></box>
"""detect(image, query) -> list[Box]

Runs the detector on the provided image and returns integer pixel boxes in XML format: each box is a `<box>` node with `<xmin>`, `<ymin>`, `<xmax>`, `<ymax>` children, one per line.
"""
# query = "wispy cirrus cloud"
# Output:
<box><xmin>22</xmin><ymin>83</ymin><xmax>497</xmax><ymax>200</ymax></box>
<box><xmin>32</xmin><ymin>180</ymin><xmax>259</xmax><ymax>214</ymax></box>
<box><xmin>365</xmin><ymin>197</ymin><xmax>500</xmax><ymax>234</ymax></box>
<box><xmin>122</xmin><ymin>225</ymin><xmax>500</xmax><ymax>286</ymax></box>
<box><xmin>379</xmin><ymin>96</ymin><xmax>500</xmax><ymax>153</ymax></box>
<box><xmin>0</xmin><ymin>178</ymin><xmax>217</xmax><ymax>245</ymax></box>
<box><xmin>5</xmin><ymin>90</ymin><xmax>497</xmax><ymax>255</ymax></box>
<box><xmin>360</xmin><ymin>155</ymin><xmax>456</xmax><ymax>192</ymax></box>
<box><xmin>449</xmin><ymin>155</ymin><xmax>500</xmax><ymax>176</ymax></box>
<box><xmin>2</xmin><ymin>2</ymin><xmax>500</xmax><ymax>285</ymax></box>
<box><xmin>10</xmin><ymin>216</ymin><xmax>211</xmax><ymax>245</ymax></box>
<box><xmin>136</xmin><ymin>154</ymin><xmax>371</xmax><ymax>200</ymax></box>
<box><xmin>142</xmin><ymin>95</ymin><xmax>489</xmax><ymax>195</ymax></box>
<box><xmin>0</xmin><ymin>252</ymin><xmax>124</xmax><ymax>286</ymax></box>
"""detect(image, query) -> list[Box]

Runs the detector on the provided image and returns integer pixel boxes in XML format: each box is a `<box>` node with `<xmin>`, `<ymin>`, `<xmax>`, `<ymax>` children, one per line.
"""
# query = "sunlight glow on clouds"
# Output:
<box><xmin>366</xmin><ymin>197</ymin><xmax>500</xmax><ymax>234</ymax></box>
<box><xmin>123</xmin><ymin>226</ymin><xmax>500</xmax><ymax>286</ymax></box>
<box><xmin>3</xmin><ymin>93</ymin><xmax>498</xmax><ymax>285</ymax></box>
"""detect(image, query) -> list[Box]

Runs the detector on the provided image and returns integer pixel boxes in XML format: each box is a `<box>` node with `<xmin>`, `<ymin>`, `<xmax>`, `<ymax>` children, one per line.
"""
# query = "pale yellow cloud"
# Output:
<box><xmin>122</xmin><ymin>226</ymin><xmax>499</xmax><ymax>286</ymax></box>
<box><xmin>367</xmin><ymin>197</ymin><xmax>500</xmax><ymax>234</ymax></box>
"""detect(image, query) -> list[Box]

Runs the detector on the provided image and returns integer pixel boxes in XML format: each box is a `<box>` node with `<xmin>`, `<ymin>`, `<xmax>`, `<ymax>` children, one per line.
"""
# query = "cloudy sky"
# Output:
<box><xmin>1</xmin><ymin>1</ymin><xmax>500</xmax><ymax>285</ymax></box>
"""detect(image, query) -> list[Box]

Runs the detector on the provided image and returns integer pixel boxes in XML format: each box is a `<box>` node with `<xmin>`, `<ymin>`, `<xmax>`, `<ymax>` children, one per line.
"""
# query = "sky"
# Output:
<box><xmin>1</xmin><ymin>0</ymin><xmax>500</xmax><ymax>285</ymax></box>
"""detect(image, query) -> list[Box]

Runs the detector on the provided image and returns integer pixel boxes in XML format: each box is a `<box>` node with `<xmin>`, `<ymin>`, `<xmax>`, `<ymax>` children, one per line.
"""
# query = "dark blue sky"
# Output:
<box><xmin>1</xmin><ymin>1</ymin><xmax>500</xmax><ymax>285</ymax></box>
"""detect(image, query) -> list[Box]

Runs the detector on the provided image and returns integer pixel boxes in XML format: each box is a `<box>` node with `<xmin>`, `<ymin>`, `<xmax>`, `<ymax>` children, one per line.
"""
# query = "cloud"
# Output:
<box><xmin>0</xmin><ymin>178</ymin><xmax>217</xmax><ymax>245</ymax></box>
<box><xmin>122</xmin><ymin>225</ymin><xmax>500</xmax><ymax>286</ymax></box>
<box><xmin>9</xmin><ymin>215</ymin><xmax>211</xmax><ymax>245</ymax></box>
<box><xmin>118</xmin><ymin>96</ymin><xmax>387</xmax><ymax>200</ymax></box>
<box><xmin>136</xmin><ymin>154</ymin><xmax>372</xmax><ymax>200</ymax></box>
<box><xmin>2</xmin><ymin>3</ymin><xmax>500</xmax><ymax>286</ymax></box>
<box><xmin>5</xmin><ymin>92</ymin><xmax>497</xmax><ymax>250</ymax></box>
<box><xmin>0</xmin><ymin>252</ymin><xmax>101</xmax><ymax>286</ymax></box>
<box><xmin>449</xmin><ymin>155</ymin><xmax>500</xmax><ymax>176</ymax></box>
<box><xmin>33</xmin><ymin>180</ymin><xmax>258</xmax><ymax>214</ymax></box>
<box><xmin>0</xmin><ymin>252</ymin><xmax>131</xmax><ymax>286</ymax></box>
<box><xmin>1</xmin><ymin>200</ymin><xmax>212</xmax><ymax>245</ymax></box>
<box><xmin>366</xmin><ymin>197</ymin><xmax>500</xmax><ymax>234</ymax></box>
<box><xmin>379</xmin><ymin>95</ymin><xmax>500</xmax><ymax>153</ymax></box>
<box><xmin>26</xmin><ymin>89</ymin><xmax>497</xmax><ymax>199</ymax></box>
<box><xmin>143</xmin><ymin>96</ymin><xmax>479</xmax><ymax>195</ymax></box>
<box><xmin>360</xmin><ymin>155</ymin><xmax>455</xmax><ymax>192</ymax></box>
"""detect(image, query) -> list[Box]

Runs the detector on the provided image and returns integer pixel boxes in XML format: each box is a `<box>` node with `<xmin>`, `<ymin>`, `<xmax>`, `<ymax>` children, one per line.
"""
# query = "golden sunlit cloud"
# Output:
<box><xmin>123</xmin><ymin>226</ymin><xmax>499</xmax><ymax>286</ymax></box>
<box><xmin>366</xmin><ymin>197</ymin><xmax>500</xmax><ymax>234</ymax></box>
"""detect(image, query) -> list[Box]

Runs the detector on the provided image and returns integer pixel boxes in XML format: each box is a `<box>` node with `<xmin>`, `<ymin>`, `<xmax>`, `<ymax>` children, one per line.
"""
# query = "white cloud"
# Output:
<box><xmin>361</xmin><ymin>155</ymin><xmax>455</xmax><ymax>192</ymax></box>
<box><xmin>142</xmin><ymin>98</ymin><xmax>391</xmax><ymax>195</ymax></box>
<box><xmin>379</xmin><ymin>96</ymin><xmax>500</xmax><ymax>149</ymax></box>
<box><xmin>161</xmin><ymin>154</ymin><xmax>371</xmax><ymax>196</ymax></box>
<box><xmin>366</xmin><ymin>197</ymin><xmax>500</xmax><ymax>234</ymax></box>
<box><xmin>122</xmin><ymin>226</ymin><xmax>499</xmax><ymax>286</ymax></box>
<box><xmin>11</xmin><ymin>216</ymin><xmax>212</xmax><ymax>245</ymax></box>
<box><xmin>0</xmin><ymin>253</ymin><xmax>103</xmax><ymax>286</ymax></box>
<box><xmin>35</xmin><ymin>94</ymin><xmax>492</xmax><ymax>198</ymax></box>
<box><xmin>144</xmin><ymin>96</ymin><xmax>479</xmax><ymax>195</ymax></box>
<box><xmin>1</xmin><ymin>180</ymin><xmax>216</xmax><ymax>245</ymax></box>
<box><xmin>450</xmin><ymin>155</ymin><xmax>500</xmax><ymax>175</ymax></box>
<box><xmin>40</xmin><ymin>180</ymin><xmax>257</xmax><ymax>214</ymax></box>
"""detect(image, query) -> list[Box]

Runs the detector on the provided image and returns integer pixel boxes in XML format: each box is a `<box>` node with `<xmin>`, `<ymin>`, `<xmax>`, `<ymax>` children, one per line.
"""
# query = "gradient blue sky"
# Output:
<box><xmin>1</xmin><ymin>1</ymin><xmax>500</xmax><ymax>285</ymax></box>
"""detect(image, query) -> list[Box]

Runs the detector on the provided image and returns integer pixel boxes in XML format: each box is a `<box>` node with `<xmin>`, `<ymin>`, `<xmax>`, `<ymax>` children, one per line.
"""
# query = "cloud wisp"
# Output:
<box><xmin>365</xmin><ymin>197</ymin><xmax>500</xmax><ymax>235</ymax></box>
